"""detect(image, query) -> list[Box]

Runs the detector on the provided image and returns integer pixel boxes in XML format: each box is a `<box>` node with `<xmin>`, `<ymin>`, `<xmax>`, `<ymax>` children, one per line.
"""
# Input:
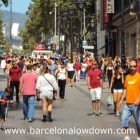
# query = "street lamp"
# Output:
<box><xmin>121</xmin><ymin>0</ymin><xmax>125</xmax><ymax>69</ymax></box>
<box><xmin>62</xmin><ymin>10</ymin><xmax>68</xmax><ymax>57</ymax></box>
<box><xmin>57</xmin><ymin>14</ymin><xmax>61</xmax><ymax>54</ymax></box>
<box><xmin>90</xmin><ymin>14</ymin><xmax>97</xmax><ymax>61</ymax></box>
<box><xmin>75</xmin><ymin>0</ymin><xmax>86</xmax><ymax>54</ymax></box>
<box><xmin>68</xmin><ymin>5</ymin><xmax>76</xmax><ymax>62</ymax></box>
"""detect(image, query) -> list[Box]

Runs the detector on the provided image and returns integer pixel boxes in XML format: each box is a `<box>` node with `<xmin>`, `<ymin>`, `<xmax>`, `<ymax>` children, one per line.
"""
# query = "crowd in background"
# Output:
<box><xmin>0</xmin><ymin>52</ymin><xmax>140</xmax><ymax>140</ymax></box>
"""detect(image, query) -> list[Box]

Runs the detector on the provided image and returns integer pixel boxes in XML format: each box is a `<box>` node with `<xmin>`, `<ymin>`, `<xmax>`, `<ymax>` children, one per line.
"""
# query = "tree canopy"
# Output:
<box><xmin>1</xmin><ymin>0</ymin><xmax>8</xmax><ymax>7</ymax></box>
<box><xmin>20</xmin><ymin>0</ymin><xmax>94</xmax><ymax>51</ymax></box>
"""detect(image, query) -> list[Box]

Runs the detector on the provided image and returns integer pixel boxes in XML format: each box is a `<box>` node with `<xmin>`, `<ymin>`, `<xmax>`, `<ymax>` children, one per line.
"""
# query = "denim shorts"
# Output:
<box><xmin>121</xmin><ymin>104</ymin><xmax>140</xmax><ymax>129</ymax></box>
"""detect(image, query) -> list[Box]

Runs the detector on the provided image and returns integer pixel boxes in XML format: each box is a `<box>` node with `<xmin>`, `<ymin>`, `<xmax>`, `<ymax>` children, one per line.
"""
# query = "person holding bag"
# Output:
<box><xmin>36</xmin><ymin>66</ymin><xmax>58</xmax><ymax>122</ymax></box>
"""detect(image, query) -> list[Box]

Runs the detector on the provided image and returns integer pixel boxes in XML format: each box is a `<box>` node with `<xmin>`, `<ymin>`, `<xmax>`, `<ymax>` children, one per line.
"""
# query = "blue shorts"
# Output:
<box><xmin>121</xmin><ymin>104</ymin><xmax>140</xmax><ymax>129</ymax></box>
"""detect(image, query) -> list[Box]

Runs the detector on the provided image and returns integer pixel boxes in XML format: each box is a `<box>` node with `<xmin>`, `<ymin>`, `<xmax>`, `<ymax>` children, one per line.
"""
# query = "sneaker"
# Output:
<box><xmin>95</xmin><ymin>113</ymin><xmax>99</xmax><ymax>117</ymax></box>
<box><xmin>137</xmin><ymin>137</ymin><xmax>140</xmax><ymax>140</ymax></box>
<box><xmin>87</xmin><ymin>112</ymin><xmax>96</xmax><ymax>116</ymax></box>
<box><xmin>28</xmin><ymin>118</ymin><xmax>33</xmax><ymax>122</ymax></box>
<box><xmin>98</xmin><ymin>112</ymin><xmax>103</xmax><ymax>117</ymax></box>
<box><xmin>24</xmin><ymin>116</ymin><xmax>28</xmax><ymax>120</ymax></box>
<box><xmin>123</xmin><ymin>136</ymin><xmax>131</xmax><ymax>140</ymax></box>
<box><xmin>116</xmin><ymin>111</ymin><xmax>120</xmax><ymax>116</ymax></box>
<box><xmin>0</xmin><ymin>126</ymin><xmax>5</xmax><ymax>131</ymax></box>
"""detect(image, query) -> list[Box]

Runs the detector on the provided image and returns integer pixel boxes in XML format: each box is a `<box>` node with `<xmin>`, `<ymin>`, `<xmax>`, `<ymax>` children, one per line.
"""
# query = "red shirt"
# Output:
<box><xmin>74</xmin><ymin>62</ymin><xmax>81</xmax><ymax>71</ymax></box>
<box><xmin>88</xmin><ymin>68</ymin><xmax>102</xmax><ymax>88</ymax></box>
<box><xmin>9</xmin><ymin>67</ymin><xmax>21</xmax><ymax>81</ymax></box>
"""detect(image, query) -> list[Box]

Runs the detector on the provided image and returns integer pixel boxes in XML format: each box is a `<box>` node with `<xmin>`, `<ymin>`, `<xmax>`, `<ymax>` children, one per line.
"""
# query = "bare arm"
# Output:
<box><xmin>121</xmin><ymin>74</ymin><xmax>124</xmax><ymax>84</ymax></box>
<box><xmin>110</xmin><ymin>74</ymin><xmax>114</xmax><ymax>89</ymax></box>
<box><xmin>120</xmin><ymin>89</ymin><xmax>126</xmax><ymax>102</ymax></box>
<box><xmin>19</xmin><ymin>79</ymin><xmax>23</xmax><ymax>94</ymax></box>
<box><xmin>118</xmin><ymin>89</ymin><xmax>126</xmax><ymax>109</ymax></box>
<box><xmin>87</xmin><ymin>76</ymin><xmax>91</xmax><ymax>90</ymax></box>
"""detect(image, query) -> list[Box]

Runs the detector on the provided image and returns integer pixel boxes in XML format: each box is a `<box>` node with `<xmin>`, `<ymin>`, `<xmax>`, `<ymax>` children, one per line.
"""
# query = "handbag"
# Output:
<box><xmin>107</xmin><ymin>94</ymin><xmax>113</xmax><ymax>107</ymax></box>
<box><xmin>42</xmin><ymin>75</ymin><xmax>57</xmax><ymax>94</ymax></box>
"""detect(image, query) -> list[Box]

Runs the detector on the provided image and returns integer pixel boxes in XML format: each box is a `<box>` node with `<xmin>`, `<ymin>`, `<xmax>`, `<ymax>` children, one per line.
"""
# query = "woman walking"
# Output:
<box><xmin>66</xmin><ymin>59</ymin><xmax>74</xmax><ymax>87</ymax></box>
<box><xmin>36</xmin><ymin>66</ymin><xmax>58</xmax><ymax>122</ymax></box>
<box><xmin>56</xmin><ymin>61</ymin><xmax>67</xmax><ymax>101</ymax></box>
<box><xmin>110</xmin><ymin>65</ymin><xmax>124</xmax><ymax>115</ymax></box>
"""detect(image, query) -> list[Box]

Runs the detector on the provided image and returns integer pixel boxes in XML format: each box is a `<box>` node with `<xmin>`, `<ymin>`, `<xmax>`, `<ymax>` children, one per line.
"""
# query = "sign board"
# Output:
<box><xmin>82</xmin><ymin>40</ymin><xmax>87</xmax><ymax>47</ymax></box>
<box><xmin>103</xmin><ymin>0</ymin><xmax>109</xmax><ymax>23</ymax></box>
<box><xmin>11</xmin><ymin>23</ymin><xmax>19</xmax><ymax>37</ymax></box>
<box><xmin>83</xmin><ymin>46</ymin><xmax>94</xmax><ymax>49</ymax></box>
<box><xmin>107</xmin><ymin>0</ymin><xmax>114</xmax><ymax>13</ymax></box>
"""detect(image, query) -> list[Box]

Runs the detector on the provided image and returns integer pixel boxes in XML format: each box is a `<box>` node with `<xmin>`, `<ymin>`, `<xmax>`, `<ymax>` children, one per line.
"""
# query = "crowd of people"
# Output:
<box><xmin>0</xmin><ymin>52</ymin><xmax>139</xmax><ymax>140</ymax></box>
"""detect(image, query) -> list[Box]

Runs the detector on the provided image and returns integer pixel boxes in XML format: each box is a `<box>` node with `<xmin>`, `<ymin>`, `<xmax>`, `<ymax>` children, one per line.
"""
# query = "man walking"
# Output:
<box><xmin>19</xmin><ymin>65</ymin><xmax>37</xmax><ymax>122</ymax></box>
<box><xmin>9</xmin><ymin>61</ymin><xmax>21</xmax><ymax>103</ymax></box>
<box><xmin>87</xmin><ymin>61</ymin><xmax>103</xmax><ymax>116</ymax></box>
<box><xmin>119</xmin><ymin>60</ymin><xmax>140</xmax><ymax>140</ymax></box>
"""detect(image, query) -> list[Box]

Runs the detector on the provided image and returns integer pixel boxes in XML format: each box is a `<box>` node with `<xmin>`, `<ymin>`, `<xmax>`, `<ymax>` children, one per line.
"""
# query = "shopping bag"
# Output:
<box><xmin>73</xmin><ymin>73</ymin><xmax>76</xmax><ymax>82</ymax></box>
<box><xmin>107</xmin><ymin>94</ymin><xmax>113</xmax><ymax>107</ymax></box>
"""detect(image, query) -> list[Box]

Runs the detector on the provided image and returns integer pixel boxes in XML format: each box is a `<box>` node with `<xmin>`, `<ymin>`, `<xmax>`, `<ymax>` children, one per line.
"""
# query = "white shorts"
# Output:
<box><xmin>113</xmin><ymin>89</ymin><xmax>123</xmax><ymax>93</ymax></box>
<box><xmin>40</xmin><ymin>91</ymin><xmax>53</xmax><ymax>100</ymax></box>
<box><xmin>90</xmin><ymin>87</ymin><xmax>102</xmax><ymax>101</ymax></box>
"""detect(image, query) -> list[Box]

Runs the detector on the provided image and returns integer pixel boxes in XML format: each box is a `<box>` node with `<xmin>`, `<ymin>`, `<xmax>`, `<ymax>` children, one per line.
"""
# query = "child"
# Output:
<box><xmin>0</xmin><ymin>88</ymin><xmax>10</xmax><ymax>130</ymax></box>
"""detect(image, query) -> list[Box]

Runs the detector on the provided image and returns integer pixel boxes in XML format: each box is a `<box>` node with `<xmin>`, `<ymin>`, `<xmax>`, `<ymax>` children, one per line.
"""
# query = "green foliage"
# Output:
<box><xmin>1</xmin><ymin>0</ymin><xmax>8</xmax><ymax>7</ymax></box>
<box><xmin>20</xmin><ymin>0</ymin><xmax>93</xmax><ymax>51</ymax></box>
<box><xmin>0</xmin><ymin>12</ymin><xmax>4</xmax><ymax>46</ymax></box>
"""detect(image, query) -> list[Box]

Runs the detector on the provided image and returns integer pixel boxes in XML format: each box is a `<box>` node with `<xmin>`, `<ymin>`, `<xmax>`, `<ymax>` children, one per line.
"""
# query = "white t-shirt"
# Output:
<box><xmin>81</xmin><ymin>63</ymin><xmax>87</xmax><ymax>72</ymax></box>
<box><xmin>67</xmin><ymin>63</ymin><xmax>74</xmax><ymax>71</ymax></box>
<box><xmin>57</xmin><ymin>68</ymin><xmax>66</xmax><ymax>80</ymax></box>
<box><xmin>1</xmin><ymin>60</ymin><xmax>6</xmax><ymax>69</ymax></box>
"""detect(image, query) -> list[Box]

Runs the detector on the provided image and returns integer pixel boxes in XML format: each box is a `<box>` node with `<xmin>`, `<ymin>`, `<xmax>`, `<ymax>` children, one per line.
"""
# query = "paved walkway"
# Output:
<box><xmin>0</xmin><ymin>78</ymin><xmax>137</xmax><ymax>140</ymax></box>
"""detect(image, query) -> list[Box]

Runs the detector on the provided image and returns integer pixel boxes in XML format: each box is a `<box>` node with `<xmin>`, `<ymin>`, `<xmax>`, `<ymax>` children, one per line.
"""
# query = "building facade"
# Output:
<box><xmin>99</xmin><ymin>0</ymin><xmax>140</xmax><ymax>58</ymax></box>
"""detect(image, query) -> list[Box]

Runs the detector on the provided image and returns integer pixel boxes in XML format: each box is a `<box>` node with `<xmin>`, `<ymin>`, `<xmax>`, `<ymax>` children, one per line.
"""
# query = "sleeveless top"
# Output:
<box><xmin>57</xmin><ymin>68</ymin><xmax>66</xmax><ymax>80</ymax></box>
<box><xmin>113</xmin><ymin>75</ymin><xmax>123</xmax><ymax>89</ymax></box>
<box><xmin>67</xmin><ymin>63</ymin><xmax>74</xmax><ymax>71</ymax></box>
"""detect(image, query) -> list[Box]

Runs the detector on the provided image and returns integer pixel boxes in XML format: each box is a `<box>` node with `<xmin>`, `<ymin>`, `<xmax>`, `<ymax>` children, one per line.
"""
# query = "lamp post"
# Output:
<box><xmin>68</xmin><ymin>5</ymin><xmax>75</xmax><ymax>62</ymax></box>
<box><xmin>62</xmin><ymin>10</ymin><xmax>68</xmax><ymax>57</ymax></box>
<box><xmin>57</xmin><ymin>14</ymin><xmax>61</xmax><ymax>54</ymax></box>
<box><xmin>92</xmin><ymin>0</ymin><xmax>98</xmax><ymax>61</ymax></box>
<box><xmin>9</xmin><ymin>0</ymin><xmax>12</xmax><ymax>41</ymax></box>
<box><xmin>121</xmin><ymin>0</ymin><xmax>125</xmax><ymax>69</ymax></box>
<box><xmin>75</xmin><ymin>0</ymin><xmax>86</xmax><ymax>54</ymax></box>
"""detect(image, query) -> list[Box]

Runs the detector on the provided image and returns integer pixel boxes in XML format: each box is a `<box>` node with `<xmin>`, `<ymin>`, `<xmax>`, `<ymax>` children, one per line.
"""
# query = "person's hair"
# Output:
<box><xmin>7</xmin><ymin>60</ymin><xmax>11</xmax><ymax>64</ymax></box>
<box><xmin>5</xmin><ymin>87</ymin><xmax>10</xmax><ymax>94</ymax></box>
<box><xmin>114</xmin><ymin>65</ymin><xmax>121</xmax><ymax>77</ymax></box>
<box><xmin>26</xmin><ymin>64</ymin><xmax>33</xmax><ymax>70</ymax></box>
<box><xmin>43</xmin><ymin>66</ymin><xmax>49</xmax><ymax>73</ymax></box>
<box><xmin>131</xmin><ymin>59</ymin><xmax>137</xmax><ymax>65</ymax></box>
<box><xmin>33</xmin><ymin>63</ymin><xmax>38</xmax><ymax>67</ymax></box>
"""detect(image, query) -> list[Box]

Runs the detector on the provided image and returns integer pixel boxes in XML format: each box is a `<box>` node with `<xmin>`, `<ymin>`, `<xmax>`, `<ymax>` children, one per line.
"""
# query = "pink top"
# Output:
<box><xmin>20</xmin><ymin>71</ymin><xmax>37</xmax><ymax>95</ymax></box>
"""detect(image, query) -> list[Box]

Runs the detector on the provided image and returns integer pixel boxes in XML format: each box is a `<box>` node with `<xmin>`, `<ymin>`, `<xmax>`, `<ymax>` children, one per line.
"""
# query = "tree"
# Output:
<box><xmin>20</xmin><ymin>0</ymin><xmax>93</xmax><ymax>51</ymax></box>
<box><xmin>0</xmin><ymin>12</ymin><xmax>4</xmax><ymax>46</ymax></box>
<box><xmin>1</xmin><ymin>0</ymin><xmax>8</xmax><ymax>7</ymax></box>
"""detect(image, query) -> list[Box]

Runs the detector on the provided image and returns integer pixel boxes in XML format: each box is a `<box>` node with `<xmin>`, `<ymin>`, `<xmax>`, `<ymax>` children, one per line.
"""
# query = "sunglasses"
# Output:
<box><xmin>130</xmin><ymin>65</ymin><xmax>137</xmax><ymax>68</ymax></box>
